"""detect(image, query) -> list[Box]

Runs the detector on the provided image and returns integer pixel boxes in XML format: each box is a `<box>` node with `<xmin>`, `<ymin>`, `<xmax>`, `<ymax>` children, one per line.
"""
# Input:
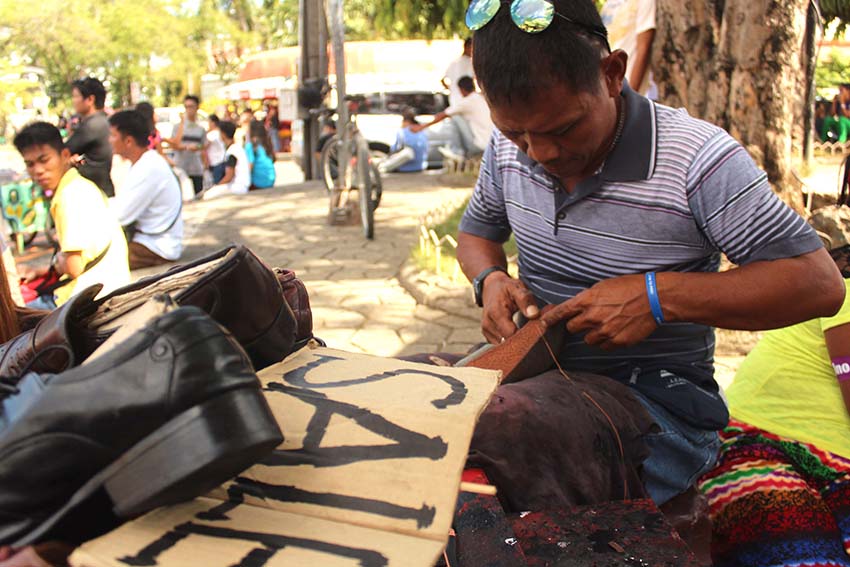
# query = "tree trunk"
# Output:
<box><xmin>653</xmin><ymin>0</ymin><xmax>810</xmax><ymax>211</ymax></box>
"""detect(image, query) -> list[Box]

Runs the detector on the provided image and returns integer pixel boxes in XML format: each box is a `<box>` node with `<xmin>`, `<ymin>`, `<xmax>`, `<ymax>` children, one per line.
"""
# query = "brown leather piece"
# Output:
<box><xmin>464</xmin><ymin>306</ymin><xmax>565</xmax><ymax>384</ymax></box>
<box><xmin>274</xmin><ymin>268</ymin><xmax>313</xmax><ymax>344</ymax></box>
<box><xmin>0</xmin><ymin>286</ymin><xmax>102</xmax><ymax>379</ymax></box>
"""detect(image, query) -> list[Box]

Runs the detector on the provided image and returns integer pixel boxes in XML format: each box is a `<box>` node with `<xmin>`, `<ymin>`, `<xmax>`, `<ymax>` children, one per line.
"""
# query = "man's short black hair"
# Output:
<box><xmin>219</xmin><ymin>121</ymin><xmax>237</xmax><ymax>140</ymax></box>
<box><xmin>472</xmin><ymin>0</ymin><xmax>608</xmax><ymax>105</ymax></box>
<box><xmin>457</xmin><ymin>76</ymin><xmax>475</xmax><ymax>94</ymax></box>
<box><xmin>184</xmin><ymin>94</ymin><xmax>200</xmax><ymax>105</ymax></box>
<box><xmin>109</xmin><ymin>110</ymin><xmax>150</xmax><ymax>148</ymax></box>
<box><xmin>209</xmin><ymin>114</ymin><xmax>220</xmax><ymax>126</ymax></box>
<box><xmin>72</xmin><ymin>77</ymin><xmax>107</xmax><ymax>109</ymax></box>
<box><xmin>14</xmin><ymin>122</ymin><xmax>65</xmax><ymax>155</ymax></box>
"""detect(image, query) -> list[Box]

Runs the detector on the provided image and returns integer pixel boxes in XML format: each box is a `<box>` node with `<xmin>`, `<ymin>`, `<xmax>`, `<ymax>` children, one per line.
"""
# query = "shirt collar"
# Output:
<box><xmin>54</xmin><ymin>167</ymin><xmax>81</xmax><ymax>200</ymax></box>
<box><xmin>514</xmin><ymin>80</ymin><xmax>658</xmax><ymax>183</ymax></box>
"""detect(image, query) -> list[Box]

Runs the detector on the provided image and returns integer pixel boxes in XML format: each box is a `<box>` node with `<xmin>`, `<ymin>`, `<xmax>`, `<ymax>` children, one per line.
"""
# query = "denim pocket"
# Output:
<box><xmin>636</xmin><ymin>390</ymin><xmax>722</xmax><ymax>502</ymax></box>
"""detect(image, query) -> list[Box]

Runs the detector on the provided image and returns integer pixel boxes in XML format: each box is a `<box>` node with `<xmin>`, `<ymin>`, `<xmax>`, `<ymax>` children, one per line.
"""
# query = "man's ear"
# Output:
<box><xmin>601</xmin><ymin>50</ymin><xmax>628</xmax><ymax>97</ymax></box>
<box><xmin>60</xmin><ymin>147</ymin><xmax>72</xmax><ymax>162</ymax></box>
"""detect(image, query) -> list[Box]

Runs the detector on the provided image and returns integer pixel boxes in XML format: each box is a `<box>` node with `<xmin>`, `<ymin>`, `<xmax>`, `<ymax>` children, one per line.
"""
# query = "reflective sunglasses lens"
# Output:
<box><xmin>466</xmin><ymin>0</ymin><xmax>500</xmax><ymax>30</ymax></box>
<box><xmin>510</xmin><ymin>0</ymin><xmax>554</xmax><ymax>33</ymax></box>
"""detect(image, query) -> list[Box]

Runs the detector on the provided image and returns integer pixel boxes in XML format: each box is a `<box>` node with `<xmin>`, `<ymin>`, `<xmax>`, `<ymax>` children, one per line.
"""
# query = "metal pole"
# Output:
<box><xmin>328</xmin><ymin>0</ymin><xmax>349</xmax><ymax>192</ymax></box>
<box><xmin>298</xmin><ymin>0</ymin><xmax>328</xmax><ymax>180</ymax></box>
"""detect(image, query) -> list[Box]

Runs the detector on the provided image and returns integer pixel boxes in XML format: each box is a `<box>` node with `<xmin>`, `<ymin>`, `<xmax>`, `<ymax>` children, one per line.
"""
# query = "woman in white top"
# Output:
<box><xmin>201</xmin><ymin>121</ymin><xmax>251</xmax><ymax>200</ymax></box>
<box><xmin>206</xmin><ymin>114</ymin><xmax>228</xmax><ymax>183</ymax></box>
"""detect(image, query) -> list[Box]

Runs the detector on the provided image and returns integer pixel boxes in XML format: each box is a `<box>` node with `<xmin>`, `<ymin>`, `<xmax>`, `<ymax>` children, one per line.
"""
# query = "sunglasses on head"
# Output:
<box><xmin>466</xmin><ymin>0</ymin><xmax>611</xmax><ymax>50</ymax></box>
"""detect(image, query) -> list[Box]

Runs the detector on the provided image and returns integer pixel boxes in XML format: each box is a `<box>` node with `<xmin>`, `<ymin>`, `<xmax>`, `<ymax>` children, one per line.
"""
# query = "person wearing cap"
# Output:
<box><xmin>377</xmin><ymin>108</ymin><xmax>429</xmax><ymax>174</ymax></box>
<box><xmin>455</xmin><ymin>0</ymin><xmax>844</xmax><ymax>510</ymax></box>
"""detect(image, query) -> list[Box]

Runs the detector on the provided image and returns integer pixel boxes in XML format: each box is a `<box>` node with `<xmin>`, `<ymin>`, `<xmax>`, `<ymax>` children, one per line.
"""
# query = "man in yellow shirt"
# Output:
<box><xmin>14</xmin><ymin>122</ymin><xmax>129</xmax><ymax>309</ymax></box>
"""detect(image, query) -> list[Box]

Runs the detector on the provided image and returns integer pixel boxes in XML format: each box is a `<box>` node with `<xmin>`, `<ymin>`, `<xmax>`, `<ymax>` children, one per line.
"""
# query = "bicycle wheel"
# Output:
<box><xmin>320</xmin><ymin>134</ymin><xmax>340</xmax><ymax>193</ymax></box>
<box><xmin>356</xmin><ymin>143</ymin><xmax>374</xmax><ymax>239</ymax></box>
<box><xmin>369</xmin><ymin>161</ymin><xmax>383</xmax><ymax>210</ymax></box>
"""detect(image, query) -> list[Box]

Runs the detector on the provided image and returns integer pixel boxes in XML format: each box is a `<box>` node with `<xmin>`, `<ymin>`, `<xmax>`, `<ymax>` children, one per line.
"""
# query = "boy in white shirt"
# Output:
<box><xmin>201</xmin><ymin>121</ymin><xmax>251</xmax><ymax>200</ymax></box>
<box><xmin>108</xmin><ymin>110</ymin><xmax>184</xmax><ymax>269</ymax></box>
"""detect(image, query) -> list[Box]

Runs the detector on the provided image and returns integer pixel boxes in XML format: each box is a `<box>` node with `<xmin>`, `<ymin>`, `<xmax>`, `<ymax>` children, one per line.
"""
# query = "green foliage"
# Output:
<box><xmin>820</xmin><ymin>0</ymin><xmax>850</xmax><ymax>34</ymax></box>
<box><xmin>0</xmin><ymin>0</ymin><xmax>255</xmax><ymax>107</ymax></box>
<box><xmin>816</xmin><ymin>51</ymin><xmax>850</xmax><ymax>97</ymax></box>
<box><xmin>411</xmin><ymin>197</ymin><xmax>518</xmax><ymax>277</ymax></box>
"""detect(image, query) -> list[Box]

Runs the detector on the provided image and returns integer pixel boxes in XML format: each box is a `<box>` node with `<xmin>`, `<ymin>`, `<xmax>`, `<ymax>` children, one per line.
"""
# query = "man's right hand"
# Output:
<box><xmin>480</xmin><ymin>271</ymin><xmax>540</xmax><ymax>344</ymax></box>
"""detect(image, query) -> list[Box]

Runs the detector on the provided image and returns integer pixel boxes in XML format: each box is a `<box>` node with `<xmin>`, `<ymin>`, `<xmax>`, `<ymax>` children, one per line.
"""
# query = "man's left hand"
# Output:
<box><xmin>540</xmin><ymin>274</ymin><xmax>659</xmax><ymax>350</ymax></box>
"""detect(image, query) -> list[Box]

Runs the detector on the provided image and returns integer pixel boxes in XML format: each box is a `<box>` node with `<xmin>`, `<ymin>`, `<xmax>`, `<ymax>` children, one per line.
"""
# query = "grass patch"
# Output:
<box><xmin>412</xmin><ymin>197</ymin><xmax>518</xmax><ymax>279</ymax></box>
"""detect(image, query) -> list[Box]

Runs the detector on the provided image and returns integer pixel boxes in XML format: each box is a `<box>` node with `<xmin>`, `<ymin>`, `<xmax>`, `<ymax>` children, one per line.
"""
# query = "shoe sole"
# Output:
<box><xmin>15</xmin><ymin>387</ymin><xmax>283</xmax><ymax>547</ymax></box>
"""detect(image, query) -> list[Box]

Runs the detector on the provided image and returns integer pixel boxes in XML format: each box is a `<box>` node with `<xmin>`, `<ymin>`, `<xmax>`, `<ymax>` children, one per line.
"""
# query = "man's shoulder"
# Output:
<box><xmin>653</xmin><ymin>102</ymin><xmax>733</xmax><ymax>155</ymax></box>
<box><xmin>86</xmin><ymin>112</ymin><xmax>110</xmax><ymax>131</ymax></box>
<box><xmin>489</xmin><ymin>131</ymin><xmax>523</xmax><ymax>162</ymax></box>
<box><xmin>139</xmin><ymin>150</ymin><xmax>175</xmax><ymax>177</ymax></box>
<box><xmin>55</xmin><ymin>171</ymin><xmax>103</xmax><ymax>206</ymax></box>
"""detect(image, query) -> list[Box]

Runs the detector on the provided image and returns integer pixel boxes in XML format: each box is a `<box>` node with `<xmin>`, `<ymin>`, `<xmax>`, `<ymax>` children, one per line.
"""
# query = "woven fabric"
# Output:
<box><xmin>699</xmin><ymin>420</ymin><xmax>850</xmax><ymax>567</ymax></box>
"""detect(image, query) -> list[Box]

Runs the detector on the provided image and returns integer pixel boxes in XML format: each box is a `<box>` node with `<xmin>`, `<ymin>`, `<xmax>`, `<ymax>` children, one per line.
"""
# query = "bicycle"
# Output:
<box><xmin>317</xmin><ymin>96</ymin><xmax>383</xmax><ymax>239</ymax></box>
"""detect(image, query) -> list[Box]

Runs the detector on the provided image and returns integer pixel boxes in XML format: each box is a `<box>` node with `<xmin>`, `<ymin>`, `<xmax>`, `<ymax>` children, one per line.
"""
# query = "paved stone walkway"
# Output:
<box><xmin>173</xmin><ymin>172</ymin><xmax>481</xmax><ymax>358</ymax></box>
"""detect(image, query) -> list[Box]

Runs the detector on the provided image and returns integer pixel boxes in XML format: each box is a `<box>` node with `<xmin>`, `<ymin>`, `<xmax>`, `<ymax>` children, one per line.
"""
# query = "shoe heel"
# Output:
<box><xmin>103</xmin><ymin>387</ymin><xmax>283</xmax><ymax>518</ymax></box>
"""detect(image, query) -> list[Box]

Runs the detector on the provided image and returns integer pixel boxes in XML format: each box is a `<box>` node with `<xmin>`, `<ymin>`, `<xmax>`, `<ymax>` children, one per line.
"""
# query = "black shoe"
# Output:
<box><xmin>0</xmin><ymin>306</ymin><xmax>283</xmax><ymax>547</ymax></box>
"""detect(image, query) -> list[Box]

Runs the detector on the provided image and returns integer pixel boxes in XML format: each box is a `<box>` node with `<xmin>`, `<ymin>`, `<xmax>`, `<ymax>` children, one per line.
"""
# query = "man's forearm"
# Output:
<box><xmin>457</xmin><ymin>231</ymin><xmax>508</xmax><ymax>283</ymax></box>
<box><xmin>657</xmin><ymin>248</ymin><xmax>844</xmax><ymax>330</ymax></box>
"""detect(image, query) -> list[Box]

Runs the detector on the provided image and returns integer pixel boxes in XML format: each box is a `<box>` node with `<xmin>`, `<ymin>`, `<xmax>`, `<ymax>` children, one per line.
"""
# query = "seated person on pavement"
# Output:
<box><xmin>202</xmin><ymin>121</ymin><xmax>251</xmax><ymax>200</ymax></box>
<box><xmin>698</xmin><ymin>246</ymin><xmax>850</xmax><ymax>567</ymax></box>
<box><xmin>108</xmin><ymin>110</ymin><xmax>184</xmax><ymax>270</ymax></box>
<box><xmin>455</xmin><ymin>0</ymin><xmax>844</xmax><ymax>510</ymax></box>
<box><xmin>14</xmin><ymin>122</ymin><xmax>130</xmax><ymax>310</ymax></box>
<box><xmin>412</xmin><ymin>75</ymin><xmax>494</xmax><ymax>161</ymax></box>
<box><xmin>245</xmin><ymin>120</ymin><xmax>277</xmax><ymax>190</ymax></box>
<box><xmin>378</xmin><ymin>108</ymin><xmax>429</xmax><ymax>174</ymax></box>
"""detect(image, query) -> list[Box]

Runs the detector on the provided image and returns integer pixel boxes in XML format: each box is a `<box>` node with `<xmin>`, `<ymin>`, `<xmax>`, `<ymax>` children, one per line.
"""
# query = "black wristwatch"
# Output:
<box><xmin>472</xmin><ymin>266</ymin><xmax>508</xmax><ymax>307</ymax></box>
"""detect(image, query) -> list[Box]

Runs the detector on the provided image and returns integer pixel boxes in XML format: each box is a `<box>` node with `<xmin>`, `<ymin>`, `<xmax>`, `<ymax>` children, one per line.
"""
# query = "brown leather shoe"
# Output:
<box><xmin>0</xmin><ymin>285</ymin><xmax>103</xmax><ymax>379</ymax></box>
<box><xmin>78</xmin><ymin>245</ymin><xmax>298</xmax><ymax>371</ymax></box>
<box><xmin>0</xmin><ymin>246</ymin><xmax>299</xmax><ymax>379</ymax></box>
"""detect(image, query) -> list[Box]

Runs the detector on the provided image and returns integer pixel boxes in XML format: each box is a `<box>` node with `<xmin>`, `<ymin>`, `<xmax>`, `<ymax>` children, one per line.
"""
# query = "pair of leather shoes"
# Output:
<box><xmin>0</xmin><ymin>305</ymin><xmax>283</xmax><ymax>547</ymax></box>
<box><xmin>0</xmin><ymin>246</ymin><xmax>303</xmax><ymax>380</ymax></box>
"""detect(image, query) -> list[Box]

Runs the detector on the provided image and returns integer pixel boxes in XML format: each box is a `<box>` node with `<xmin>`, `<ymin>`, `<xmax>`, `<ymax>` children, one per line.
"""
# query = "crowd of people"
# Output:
<box><xmin>7</xmin><ymin>0</ymin><xmax>850</xmax><ymax>564</ymax></box>
<box><xmin>6</xmin><ymin>77</ymin><xmax>284</xmax><ymax>312</ymax></box>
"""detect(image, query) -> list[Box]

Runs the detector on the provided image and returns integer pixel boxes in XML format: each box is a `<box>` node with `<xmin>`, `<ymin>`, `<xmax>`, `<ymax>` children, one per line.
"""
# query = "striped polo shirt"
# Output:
<box><xmin>459</xmin><ymin>84</ymin><xmax>823</xmax><ymax>428</ymax></box>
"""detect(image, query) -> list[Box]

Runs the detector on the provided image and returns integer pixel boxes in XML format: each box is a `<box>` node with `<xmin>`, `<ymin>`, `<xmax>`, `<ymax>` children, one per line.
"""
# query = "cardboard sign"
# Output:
<box><xmin>71</xmin><ymin>345</ymin><xmax>500</xmax><ymax>567</ymax></box>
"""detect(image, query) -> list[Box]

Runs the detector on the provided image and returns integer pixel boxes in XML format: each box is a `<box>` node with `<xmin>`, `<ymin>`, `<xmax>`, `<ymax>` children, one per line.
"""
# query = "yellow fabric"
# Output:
<box><xmin>727</xmin><ymin>278</ymin><xmax>850</xmax><ymax>459</ymax></box>
<box><xmin>50</xmin><ymin>169</ymin><xmax>130</xmax><ymax>305</ymax></box>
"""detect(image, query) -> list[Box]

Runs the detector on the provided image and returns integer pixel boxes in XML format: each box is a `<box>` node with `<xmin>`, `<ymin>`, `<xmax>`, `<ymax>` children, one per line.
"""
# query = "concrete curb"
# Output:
<box><xmin>397</xmin><ymin>258</ymin><xmax>480</xmax><ymax>322</ymax></box>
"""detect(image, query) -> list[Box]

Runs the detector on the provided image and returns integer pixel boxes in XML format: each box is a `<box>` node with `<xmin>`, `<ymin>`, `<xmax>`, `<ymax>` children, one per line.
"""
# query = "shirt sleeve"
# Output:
<box><xmin>226</xmin><ymin>154</ymin><xmax>238</xmax><ymax>168</ymax></box>
<box><xmin>444</xmin><ymin>97</ymin><xmax>467</xmax><ymax>118</ymax></box>
<box><xmin>686</xmin><ymin>130</ymin><xmax>823</xmax><ymax>265</ymax></box>
<box><xmin>822</xmin><ymin>279</ymin><xmax>850</xmax><ymax>332</ymax></box>
<box><xmin>458</xmin><ymin>133</ymin><xmax>512</xmax><ymax>242</ymax></box>
<box><xmin>636</xmin><ymin>0</ymin><xmax>656</xmax><ymax>34</ymax></box>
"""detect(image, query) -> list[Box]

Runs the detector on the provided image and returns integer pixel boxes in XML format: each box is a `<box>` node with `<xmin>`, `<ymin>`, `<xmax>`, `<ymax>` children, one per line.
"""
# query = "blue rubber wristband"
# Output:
<box><xmin>645</xmin><ymin>272</ymin><xmax>665</xmax><ymax>326</ymax></box>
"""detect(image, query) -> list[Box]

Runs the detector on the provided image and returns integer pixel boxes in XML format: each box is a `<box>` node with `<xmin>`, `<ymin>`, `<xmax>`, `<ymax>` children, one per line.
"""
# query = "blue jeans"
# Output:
<box><xmin>632</xmin><ymin>390</ymin><xmax>722</xmax><ymax>505</ymax></box>
<box><xmin>26</xmin><ymin>295</ymin><xmax>57</xmax><ymax>310</ymax></box>
<box><xmin>210</xmin><ymin>163</ymin><xmax>226</xmax><ymax>184</ymax></box>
